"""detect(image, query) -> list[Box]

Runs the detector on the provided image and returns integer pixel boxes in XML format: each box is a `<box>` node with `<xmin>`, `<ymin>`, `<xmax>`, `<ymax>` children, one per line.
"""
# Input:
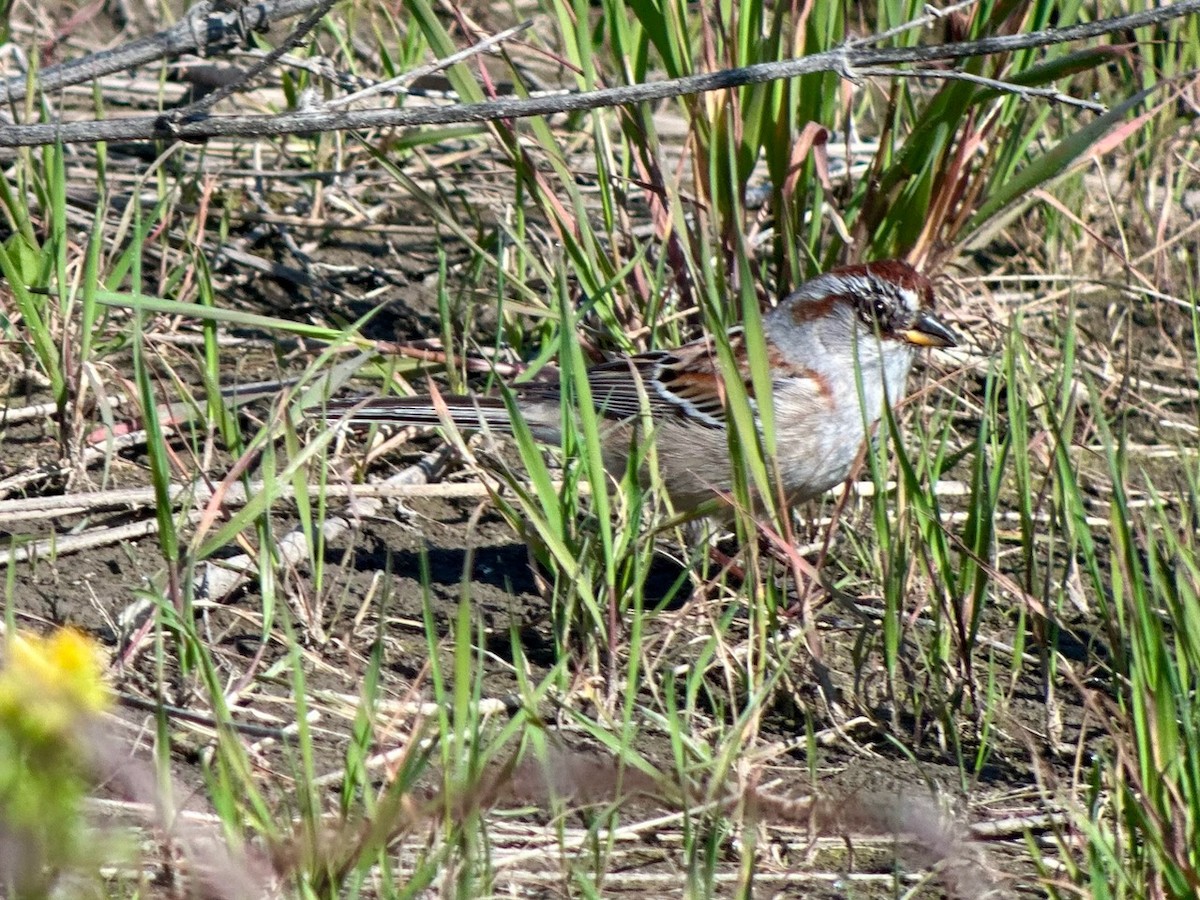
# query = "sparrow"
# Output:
<box><xmin>315</xmin><ymin>260</ymin><xmax>957</xmax><ymax>513</ymax></box>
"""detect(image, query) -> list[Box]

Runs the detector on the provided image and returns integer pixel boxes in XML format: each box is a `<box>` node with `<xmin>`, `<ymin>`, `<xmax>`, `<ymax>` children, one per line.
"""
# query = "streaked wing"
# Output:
<box><xmin>318</xmin><ymin>330</ymin><xmax>765</xmax><ymax>433</ymax></box>
<box><xmin>575</xmin><ymin>332</ymin><xmax>755</xmax><ymax>429</ymax></box>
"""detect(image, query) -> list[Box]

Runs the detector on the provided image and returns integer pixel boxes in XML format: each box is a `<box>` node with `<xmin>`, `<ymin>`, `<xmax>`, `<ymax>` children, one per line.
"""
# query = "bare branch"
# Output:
<box><xmin>0</xmin><ymin>0</ymin><xmax>1194</xmax><ymax>147</ymax></box>
<box><xmin>857</xmin><ymin>66</ymin><xmax>1107</xmax><ymax>111</ymax></box>
<box><xmin>325</xmin><ymin>20</ymin><xmax>535</xmax><ymax>110</ymax></box>
<box><xmin>0</xmin><ymin>0</ymin><xmax>327</xmax><ymax>105</ymax></box>
<box><xmin>852</xmin><ymin>0</ymin><xmax>983</xmax><ymax>47</ymax></box>
<box><xmin>168</xmin><ymin>0</ymin><xmax>340</xmax><ymax>117</ymax></box>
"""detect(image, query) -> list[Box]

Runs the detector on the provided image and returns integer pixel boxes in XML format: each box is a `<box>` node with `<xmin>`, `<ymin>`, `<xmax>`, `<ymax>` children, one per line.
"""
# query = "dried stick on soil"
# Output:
<box><xmin>0</xmin><ymin>378</ymin><xmax>293</xmax><ymax>428</ymax></box>
<box><xmin>1</xmin><ymin>395</ymin><xmax>127</xmax><ymax>425</ymax></box>
<box><xmin>0</xmin><ymin>511</ymin><xmax>203</xmax><ymax>567</ymax></box>
<box><xmin>194</xmin><ymin>442</ymin><xmax>458</xmax><ymax>602</ymax></box>
<box><xmin>0</xmin><ymin>477</ymin><xmax>591</xmax><ymax>524</ymax></box>
<box><xmin>0</xmin><ymin>428</ymin><xmax>156</xmax><ymax>499</ymax></box>
<box><xmin>0</xmin><ymin>477</ymin><xmax>984</xmax><ymax>525</ymax></box>
<box><xmin>0</xmin><ymin>380</ymin><xmax>297</xmax><ymax>498</ymax></box>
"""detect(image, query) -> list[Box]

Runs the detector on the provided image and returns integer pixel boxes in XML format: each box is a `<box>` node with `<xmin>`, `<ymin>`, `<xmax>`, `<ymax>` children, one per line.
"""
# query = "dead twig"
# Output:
<box><xmin>0</xmin><ymin>0</ymin><xmax>327</xmax><ymax>105</ymax></box>
<box><xmin>0</xmin><ymin>511</ymin><xmax>202</xmax><ymax>566</ymax></box>
<box><xmin>856</xmin><ymin>66</ymin><xmax>1106</xmax><ymax>111</ymax></box>
<box><xmin>1</xmin><ymin>1</ymin><xmax>1195</xmax><ymax>147</ymax></box>
<box><xmin>193</xmin><ymin>442</ymin><xmax>458</xmax><ymax>602</ymax></box>
<box><xmin>0</xmin><ymin>477</ymin><xmax>590</xmax><ymax>524</ymax></box>
<box><xmin>324</xmin><ymin>20</ymin><xmax>535</xmax><ymax>110</ymax></box>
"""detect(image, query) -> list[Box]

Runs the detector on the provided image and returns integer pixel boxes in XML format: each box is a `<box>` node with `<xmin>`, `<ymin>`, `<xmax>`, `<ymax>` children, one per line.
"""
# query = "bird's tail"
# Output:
<box><xmin>314</xmin><ymin>395</ymin><xmax>516</xmax><ymax>432</ymax></box>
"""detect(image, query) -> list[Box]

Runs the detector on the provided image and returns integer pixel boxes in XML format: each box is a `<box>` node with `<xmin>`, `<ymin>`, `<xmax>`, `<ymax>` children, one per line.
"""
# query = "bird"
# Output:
<box><xmin>315</xmin><ymin>260</ymin><xmax>957</xmax><ymax>514</ymax></box>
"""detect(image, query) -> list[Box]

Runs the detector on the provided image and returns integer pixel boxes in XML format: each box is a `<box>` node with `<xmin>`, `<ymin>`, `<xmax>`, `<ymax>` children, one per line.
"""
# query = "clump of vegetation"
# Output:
<box><xmin>0</xmin><ymin>0</ymin><xmax>1196</xmax><ymax>896</ymax></box>
<box><xmin>0</xmin><ymin>629</ymin><xmax>110</xmax><ymax>897</ymax></box>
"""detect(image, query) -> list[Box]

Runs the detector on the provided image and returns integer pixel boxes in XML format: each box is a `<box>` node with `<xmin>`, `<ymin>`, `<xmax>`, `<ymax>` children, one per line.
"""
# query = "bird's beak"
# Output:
<box><xmin>902</xmin><ymin>312</ymin><xmax>959</xmax><ymax>348</ymax></box>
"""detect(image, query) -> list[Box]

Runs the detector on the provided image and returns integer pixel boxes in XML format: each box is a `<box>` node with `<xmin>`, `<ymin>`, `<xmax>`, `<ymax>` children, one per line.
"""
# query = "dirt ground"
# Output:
<box><xmin>4</xmin><ymin>3</ymin><xmax>1196</xmax><ymax>896</ymax></box>
<box><xmin>2</xmin><ymin>225</ymin><xmax>1076</xmax><ymax>896</ymax></box>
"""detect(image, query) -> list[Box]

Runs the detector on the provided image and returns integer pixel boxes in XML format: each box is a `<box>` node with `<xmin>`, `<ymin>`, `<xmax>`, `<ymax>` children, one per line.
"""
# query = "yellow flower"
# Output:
<box><xmin>0</xmin><ymin>629</ymin><xmax>111</xmax><ymax>739</ymax></box>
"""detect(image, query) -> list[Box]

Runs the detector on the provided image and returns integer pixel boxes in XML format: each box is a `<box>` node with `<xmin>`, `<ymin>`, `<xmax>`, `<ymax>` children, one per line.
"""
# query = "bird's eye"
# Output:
<box><xmin>859</xmin><ymin>297</ymin><xmax>890</xmax><ymax>328</ymax></box>
<box><xmin>856</xmin><ymin>295</ymin><xmax>893</xmax><ymax>330</ymax></box>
